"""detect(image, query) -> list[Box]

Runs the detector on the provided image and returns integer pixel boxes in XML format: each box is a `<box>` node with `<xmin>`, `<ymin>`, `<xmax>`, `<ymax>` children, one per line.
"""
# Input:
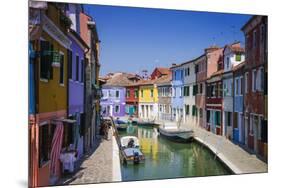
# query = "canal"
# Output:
<box><xmin>118</xmin><ymin>124</ymin><xmax>232</xmax><ymax>181</ymax></box>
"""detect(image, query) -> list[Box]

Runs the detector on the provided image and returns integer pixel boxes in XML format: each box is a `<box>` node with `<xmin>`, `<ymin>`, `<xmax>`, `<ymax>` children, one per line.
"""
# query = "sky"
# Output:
<box><xmin>83</xmin><ymin>4</ymin><xmax>252</xmax><ymax>76</ymax></box>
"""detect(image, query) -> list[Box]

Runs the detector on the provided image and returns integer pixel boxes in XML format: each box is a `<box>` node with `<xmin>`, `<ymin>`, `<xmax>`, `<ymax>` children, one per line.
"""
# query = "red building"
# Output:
<box><xmin>206</xmin><ymin>56</ymin><xmax>224</xmax><ymax>135</ymax></box>
<box><xmin>241</xmin><ymin>16</ymin><xmax>268</xmax><ymax>160</ymax></box>
<box><xmin>151</xmin><ymin>67</ymin><xmax>170</xmax><ymax>80</ymax></box>
<box><xmin>125</xmin><ymin>84</ymin><xmax>139</xmax><ymax>117</ymax></box>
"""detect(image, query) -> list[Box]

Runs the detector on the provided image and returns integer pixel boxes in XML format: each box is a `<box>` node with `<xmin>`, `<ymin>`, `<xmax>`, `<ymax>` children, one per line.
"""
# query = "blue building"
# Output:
<box><xmin>170</xmin><ymin>64</ymin><xmax>184</xmax><ymax>122</ymax></box>
<box><xmin>233</xmin><ymin>62</ymin><xmax>245</xmax><ymax>144</ymax></box>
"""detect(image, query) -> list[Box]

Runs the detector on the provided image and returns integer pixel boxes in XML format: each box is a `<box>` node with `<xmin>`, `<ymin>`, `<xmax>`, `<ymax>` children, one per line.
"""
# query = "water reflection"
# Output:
<box><xmin>119</xmin><ymin>125</ymin><xmax>231</xmax><ymax>181</ymax></box>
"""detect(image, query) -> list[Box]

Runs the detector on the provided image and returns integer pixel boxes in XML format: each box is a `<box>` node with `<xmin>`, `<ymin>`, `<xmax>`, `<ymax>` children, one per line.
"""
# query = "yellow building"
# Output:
<box><xmin>138</xmin><ymin>80</ymin><xmax>158</xmax><ymax>119</ymax></box>
<box><xmin>30</xmin><ymin>3</ymin><xmax>72</xmax><ymax>187</ymax></box>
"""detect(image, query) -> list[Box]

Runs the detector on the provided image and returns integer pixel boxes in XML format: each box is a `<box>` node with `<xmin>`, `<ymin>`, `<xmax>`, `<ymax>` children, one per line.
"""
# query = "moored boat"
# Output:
<box><xmin>158</xmin><ymin>126</ymin><xmax>194</xmax><ymax>142</ymax></box>
<box><xmin>116</xmin><ymin>123</ymin><xmax>128</xmax><ymax>131</ymax></box>
<box><xmin>120</xmin><ymin>136</ymin><xmax>145</xmax><ymax>164</ymax></box>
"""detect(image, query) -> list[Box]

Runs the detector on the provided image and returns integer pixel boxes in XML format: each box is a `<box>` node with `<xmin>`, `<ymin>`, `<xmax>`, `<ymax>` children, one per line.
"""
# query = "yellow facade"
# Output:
<box><xmin>38</xmin><ymin>4</ymin><xmax>69</xmax><ymax>114</ymax></box>
<box><xmin>139</xmin><ymin>84</ymin><xmax>158</xmax><ymax>103</ymax></box>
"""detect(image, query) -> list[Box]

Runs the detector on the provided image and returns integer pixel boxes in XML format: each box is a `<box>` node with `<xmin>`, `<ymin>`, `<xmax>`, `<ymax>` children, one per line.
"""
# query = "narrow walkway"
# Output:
<box><xmin>156</xmin><ymin>120</ymin><xmax>268</xmax><ymax>174</ymax></box>
<box><xmin>59</xmin><ymin>128</ymin><xmax>121</xmax><ymax>185</ymax></box>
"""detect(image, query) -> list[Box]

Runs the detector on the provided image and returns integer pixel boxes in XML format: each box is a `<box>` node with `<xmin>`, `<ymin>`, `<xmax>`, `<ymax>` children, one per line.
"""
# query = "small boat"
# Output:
<box><xmin>114</xmin><ymin>119</ymin><xmax>127</xmax><ymax>124</ymax></box>
<box><xmin>120</xmin><ymin>136</ymin><xmax>145</xmax><ymax>164</ymax></box>
<box><xmin>137</xmin><ymin>118</ymin><xmax>158</xmax><ymax>127</ymax></box>
<box><xmin>116</xmin><ymin>123</ymin><xmax>128</xmax><ymax>131</ymax></box>
<box><xmin>158</xmin><ymin>126</ymin><xmax>194</xmax><ymax>142</ymax></box>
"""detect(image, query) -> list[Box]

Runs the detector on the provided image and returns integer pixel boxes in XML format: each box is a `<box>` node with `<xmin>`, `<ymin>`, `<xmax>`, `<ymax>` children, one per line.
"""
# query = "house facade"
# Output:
<box><xmin>125</xmin><ymin>85</ymin><xmax>139</xmax><ymax>117</ymax></box>
<box><xmin>233</xmin><ymin>62</ymin><xmax>245</xmax><ymax>143</ymax></box>
<box><xmin>206</xmin><ymin>59</ymin><xmax>224</xmax><ymax>135</ymax></box>
<box><xmin>29</xmin><ymin>2</ymin><xmax>73</xmax><ymax>186</ymax></box>
<box><xmin>156</xmin><ymin>74</ymin><xmax>172</xmax><ymax>121</ymax></box>
<box><xmin>170</xmin><ymin>65</ymin><xmax>184</xmax><ymax>122</ymax></box>
<box><xmin>222</xmin><ymin>42</ymin><xmax>245</xmax><ymax>140</ymax></box>
<box><xmin>242</xmin><ymin>16</ymin><xmax>268</xmax><ymax>160</ymax></box>
<box><xmin>182</xmin><ymin>58</ymin><xmax>198</xmax><ymax>126</ymax></box>
<box><xmin>138</xmin><ymin>80</ymin><xmax>159</xmax><ymax>120</ymax></box>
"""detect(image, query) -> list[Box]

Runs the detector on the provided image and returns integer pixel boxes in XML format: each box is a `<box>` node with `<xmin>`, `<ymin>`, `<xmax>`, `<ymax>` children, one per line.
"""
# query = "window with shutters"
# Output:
<box><xmin>235</xmin><ymin>54</ymin><xmax>242</xmax><ymax>61</ymax></box>
<box><xmin>40</xmin><ymin>40</ymin><xmax>53</xmax><ymax>80</ymax></box>
<box><xmin>245</xmin><ymin>72</ymin><xmax>249</xmax><ymax>94</ymax></box>
<box><xmin>207</xmin><ymin>110</ymin><xmax>210</xmax><ymax>123</ymax></box>
<box><xmin>76</xmin><ymin>55</ymin><xmax>79</xmax><ymax>81</ymax></box>
<box><xmin>260</xmin><ymin>67</ymin><xmax>264</xmax><ymax>91</ymax></box>
<box><xmin>215</xmin><ymin>111</ymin><xmax>221</xmax><ymax>126</ymax></box>
<box><xmin>193</xmin><ymin>85</ymin><xmax>198</xmax><ymax>96</ymax></box>
<box><xmin>67</xmin><ymin>50</ymin><xmax>73</xmax><ymax>79</ymax></box>
<box><xmin>116</xmin><ymin>90</ymin><xmax>120</xmax><ymax>98</ymax></box>
<box><xmin>252</xmin><ymin>69</ymin><xmax>257</xmax><ymax>92</ymax></box>
<box><xmin>80</xmin><ymin>60</ymin><xmax>84</xmax><ymax>82</ymax></box>
<box><xmin>187</xmin><ymin>67</ymin><xmax>190</xmax><ymax>75</ymax></box>
<box><xmin>185</xmin><ymin>105</ymin><xmax>189</xmax><ymax>115</ymax></box>
<box><xmin>59</xmin><ymin>52</ymin><xmax>64</xmax><ymax>85</ymax></box>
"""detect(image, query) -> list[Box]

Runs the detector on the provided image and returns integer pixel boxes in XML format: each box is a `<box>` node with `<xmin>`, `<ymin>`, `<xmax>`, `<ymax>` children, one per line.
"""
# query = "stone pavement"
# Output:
<box><xmin>58</xmin><ymin>128</ymin><xmax>121</xmax><ymax>185</ymax></box>
<box><xmin>156</xmin><ymin>120</ymin><xmax>268</xmax><ymax>174</ymax></box>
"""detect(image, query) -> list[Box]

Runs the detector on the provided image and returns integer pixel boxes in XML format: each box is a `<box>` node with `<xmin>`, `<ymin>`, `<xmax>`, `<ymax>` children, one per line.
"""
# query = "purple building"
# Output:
<box><xmin>101</xmin><ymin>87</ymin><xmax>126</xmax><ymax>117</ymax></box>
<box><xmin>100</xmin><ymin>72</ymin><xmax>140</xmax><ymax>117</ymax></box>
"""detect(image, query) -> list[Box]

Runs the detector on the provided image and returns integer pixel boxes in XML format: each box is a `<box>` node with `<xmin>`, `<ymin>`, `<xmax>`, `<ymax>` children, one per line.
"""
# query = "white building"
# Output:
<box><xmin>182</xmin><ymin>59</ymin><xmax>197</xmax><ymax>127</ymax></box>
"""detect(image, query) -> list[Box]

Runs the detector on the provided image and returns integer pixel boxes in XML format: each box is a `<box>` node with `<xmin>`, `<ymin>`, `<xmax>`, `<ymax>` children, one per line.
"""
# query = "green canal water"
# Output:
<box><xmin>118</xmin><ymin>124</ymin><xmax>232</xmax><ymax>181</ymax></box>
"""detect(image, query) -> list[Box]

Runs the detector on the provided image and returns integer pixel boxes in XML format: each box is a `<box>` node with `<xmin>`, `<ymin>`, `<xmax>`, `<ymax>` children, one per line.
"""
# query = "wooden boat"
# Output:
<box><xmin>116</xmin><ymin>123</ymin><xmax>128</xmax><ymax>131</ymax></box>
<box><xmin>158</xmin><ymin>126</ymin><xmax>194</xmax><ymax>142</ymax></box>
<box><xmin>120</xmin><ymin>136</ymin><xmax>145</xmax><ymax>164</ymax></box>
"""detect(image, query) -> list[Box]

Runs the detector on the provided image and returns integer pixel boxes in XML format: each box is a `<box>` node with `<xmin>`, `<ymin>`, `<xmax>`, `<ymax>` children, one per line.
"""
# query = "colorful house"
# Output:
<box><xmin>170</xmin><ymin>65</ymin><xmax>184</xmax><ymax>122</ymax></box>
<box><xmin>222</xmin><ymin>42</ymin><xmax>245</xmax><ymax>140</ymax></box>
<box><xmin>206</xmin><ymin>58</ymin><xmax>224</xmax><ymax>135</ymax></box>
<box><xmin>67</xmin><ymin>27</ymin><xmax>89</xmax><ymax>158</ymax></box>
<box><xmin>241</xmin><ymin>16</ymin><xmax>268</xmax><ymax>160</ymax></box>
<box><xmin>233</xmin><ymin>62</ymin><xmax>245</xmax><ymax>143</ymax></box>
<box><xmin>79</xmin><ymin>10</ymin><xmax>101</xmax><ymax>152</ymax></box>
<box><xmin>182</xmin><ymin>56</ymin><xmax>203</xmax><ymax>126</ymax></box>
<box><xmin>197</xmin><ymin>46</ymin><xmax>223</xmax><ymax>130</ymax></box>
<box><xmin>101</xmin><ymin>73</ymin><xmax>139</xmax><ymax>117</ymax></box>
<box><xmin>29</xmin><ymin>2</ymin><xmax>73</xmax><ymax>186</ymax></box>
<box><xmin>155</xmin><ymin>74</ymin><xmax>172</xmax><ymax>121</ymax></box>
<box><xmin>125</xmin><ymin>84</ymin><xmax>139</xmax><ymax>117</ymax></box>
<box><xmin>138</xmin><ymin>79</ymin><xmax>159</xmax><ymax>120</ymax></box>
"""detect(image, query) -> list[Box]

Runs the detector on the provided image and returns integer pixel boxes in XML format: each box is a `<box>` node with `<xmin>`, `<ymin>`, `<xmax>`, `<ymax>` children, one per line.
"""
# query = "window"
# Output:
<box><xmin>80</xmin><ymin>60</ymin><xmax>84</xmax><ymax>82</ymax></box>
<box><xmin>235</xmin><ymin>78</ymin><xmax>239</xmax><ymax>96</ymax></box>
<box><xmin>179</xmin><ymin>87</ymin><xmax>183</xmax><ymax>97</ymax></box>
<box><xmin>126</xmin><ymin>90</ymin><xmax>130</xmax><ymax>98</ymax></box>
<box><xmin>67</xmin><ymin>50</ymin><xmax>72</xmax><ymax>79</ymax></box>
<box><xmin>192</xmin><ymin>105</ymin><xmax>197</xmax><ymax>116</ymax></box>
<box><xmin>260</xmin><ymin>67</ymin><xmax>264</xmax><ymax>91</ymax></box>
<box><xmin>76</xmin><ymin>55</ymin><xmax>79</xmax><ymax>81</ymax></box>
<box><xmin>141</xmin><ymin>90</ymin><xmax>144</xmax><ymax>98</ymax></box>
<box><xmin>207</xmin><ymin>110</ymin><xmax>210</xmax><ymax>123</ymax></box>
<box><xmin>236</xmin><ymin>54</ymin><xmax>241</xmax><ymax>61</ymax></box>
<box><xmin>59</xmin><ymin>53</ymin><xmax>64</xmax><ymax>85</ymax></box>
<box><xmin>245</xmin><ymin>72</ymin><xmax>248</xmax><ymax>94</ymax></box>
<box><xmin>116</xmin><ymin>90</ymin><xmax>120</xmax><ymax>98</ymax></box>
<box><xmin>114</xmin><ymin>105</ymin><xmax>120</xmax><ymax>113</ymax></box>
<box><xmin>184</xmin><ymin>68</ymin><xmax>187</xmax><ymax>76</ymax></box>
<box><xmin>183</xmin><ymin>86</ymin><xmax>189</xmax><ymax>96</ymax></box>
<box><xmin>185</xmin><ymin>105</ymin><xmax>189</xmax><ymax>115</ymax></box>
<box><xmin>39</xmin><ymin>124</ymin><xmax>51</xmax><ymax>167</ymax></box>
<box><xmin>40</xmin><ymin>40</ymin><xmax>53</xmax><ymax>80</ymax></box>
<box><xmin>227</xmin><ymin>112</ymin><xmax>232</xmax><ymax>127</ymax></box>
<box><xmin>252</xmin><ymin>69</ymin><xmax>257</xmax><ymax>92</ymax></box>
<box><xmin>187</xmin><ymin>67</ymin><xmax>190</xmax><ymax>75</ymax></box>
<box><xmin>253</xmin><ymin>30</ymin><xmax>257</xmax><ymax>48</ymax></box>
<box><xmin>215</xmin><ymin>111</ymin><xmax>221</xmax><ymax>126</ymax></box>
<box><xmin>226</xmin><ymin>57</ymin><xmax>230</xmax><ymax>69</ymax></box>
<box><xmin>150</xmin><ymin>89</ymin><xmax>154</xmax><ymax>97</ymax></box>
<box><xmin>200</xmin><ymin>83</ymin><xmax>203</xmax><ymax>94</ymax></box>
<box><xmin>134</xmin><ymin>89</ymin><xmax>138</xmax><ymax>98</ymax></box>
<box><xmin>193</xmin><ymin>85</ymin><xmax>198</xmax><ymax>96</ymax></box>
<box><xmin>218</xmin><ymin>82</ymin><xmax>222</xmax><ymax>97</ymax></box>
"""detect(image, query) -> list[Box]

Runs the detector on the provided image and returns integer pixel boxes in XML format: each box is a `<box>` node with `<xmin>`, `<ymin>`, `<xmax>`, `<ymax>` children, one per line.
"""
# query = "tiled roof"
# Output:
<box><xmin>103</xmin><ymin>72</ymin><xmax>141</xmax><ymax>87</ymax></box>
<box><xmin>155</xmin><ymin>74</ymin><xmax>172</xmax><ymax>85</ymax></box>
<box><xmin>156</xmin><ymin>67</ymin><xmax>170</xmax><ymax>75</ymax></box>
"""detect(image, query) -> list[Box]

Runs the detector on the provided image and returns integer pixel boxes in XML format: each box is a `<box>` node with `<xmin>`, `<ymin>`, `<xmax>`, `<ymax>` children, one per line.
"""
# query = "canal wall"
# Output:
<box><xmin>189</xmin><ymin>123</ymin><xmax>267</xmax><ymax>174</ymax></box>
<box><xmin>112</xmin><ymin>133</ymin><xmax>122</xmax><ymax>181</ymax></box>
